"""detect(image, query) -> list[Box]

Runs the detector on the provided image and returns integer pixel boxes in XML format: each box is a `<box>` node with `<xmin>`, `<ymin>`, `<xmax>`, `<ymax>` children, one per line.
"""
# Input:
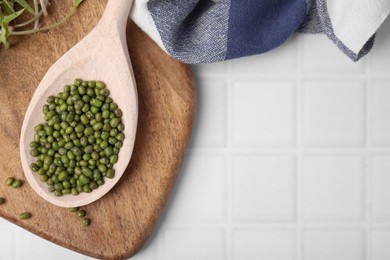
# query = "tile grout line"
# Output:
<box><xmin>158</xmin><ymin>227</ymin><xmax>165</xmax><ymax>260</ymax></box>
<box><xmin>365</xmin><ymin>51</ymin><xmax>372</xmax><ymax>260</ymax></box>
<box><xmin>195</xmin><ymin>73</ymin><xmax>390</xmax><ymax>81</ymax></box>
<box><xmin>296</xmin><ymin>35</ymin><xmax>304</xmax><ymax>260</ymax></box>
<box><xmin>160</xmin><ymin>222</ymin><xmax>390</xmax><ymax>229</ymax></box>
<box><xmin>226</xmin><ymin>60</ymin><xmax>234</xmax><ymax>260</ymax></box>
<box><xmin>189</xmin><ymin>147</ymin><xmax>390</xmax><ymax>153</ymax></box>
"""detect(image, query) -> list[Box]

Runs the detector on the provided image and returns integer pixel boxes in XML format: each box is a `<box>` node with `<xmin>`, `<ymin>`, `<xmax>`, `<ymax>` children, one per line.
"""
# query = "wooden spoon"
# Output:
<box><xmin>19</xmin><ymin>0</ymin><xmax>137</xmax><ymax>208</ymax></box>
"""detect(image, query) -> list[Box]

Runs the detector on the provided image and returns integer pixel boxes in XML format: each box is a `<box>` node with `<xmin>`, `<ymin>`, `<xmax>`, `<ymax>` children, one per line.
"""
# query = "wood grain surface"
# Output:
<box><xmin>0</xmin><ymin>1</ymin><xmax>195</xmax><ymax>259</ymax></box>
<box><xmin>20</xmin><ymin>0</ymin><xmax>139</xmax><ymax>208</ymax></box>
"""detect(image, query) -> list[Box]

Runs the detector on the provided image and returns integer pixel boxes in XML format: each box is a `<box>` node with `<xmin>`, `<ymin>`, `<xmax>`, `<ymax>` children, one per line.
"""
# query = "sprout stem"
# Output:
<box><xmin>9</xmin><ymin>4</ymin><xmax>77</xmax><ymax>36</ymax></box>
<box><xmin>33</xmin><ymin>0</ymin><xmax>40</xmax><ymax>29</ymax></box>
<box><xmin>0</xmin><ymin>0</ymin><xmax>82</xmax><ymax>48</ymax></box>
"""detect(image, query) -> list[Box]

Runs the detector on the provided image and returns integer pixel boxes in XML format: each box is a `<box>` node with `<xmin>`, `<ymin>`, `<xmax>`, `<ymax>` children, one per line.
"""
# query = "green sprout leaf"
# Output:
<box><xmin>0</xmin><ymin>8</ymin><xmax>24</xmax><ymax>48</ymax></box>
<box><xmin>73</xmin><ymin>0</ymin><xmax>84</xmax><ymax>7</ymax></box>
<box><xmin>0</xmin><ymin>21</ymin><xmax>10</xmax><ymax>48</ymax></box>
<box><xmin>2</xmin><ymin>0</ymin><xmax>15</xmax><ymax>15</ymax></box>
<box><xmin>15</xmin><ymin>0</ymin><xmax>34</xmax><ymax>15</ymax></box>
<box><xmin>3</xmin><ymin>8</ymin><xmax>24</xmax><ymax>23</ymax></box>
<box><xmin>0</xmin><ymin>0</ymin><xmax>85</xmax><ymax>48</ymax></box>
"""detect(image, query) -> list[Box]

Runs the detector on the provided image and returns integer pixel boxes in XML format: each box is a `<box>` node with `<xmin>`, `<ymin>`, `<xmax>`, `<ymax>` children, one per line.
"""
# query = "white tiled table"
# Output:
<box><xmin>1</xmin><ymin>18</ymin><xmax>390</xmax><ymax>260</ymax></box>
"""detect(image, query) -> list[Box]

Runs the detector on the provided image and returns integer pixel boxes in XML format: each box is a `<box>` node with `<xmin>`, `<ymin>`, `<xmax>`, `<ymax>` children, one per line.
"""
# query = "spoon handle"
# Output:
<box><xmin>102</xmin><ymin>0</ymin><xmax>134</xmax><ymax>30</ymax></box>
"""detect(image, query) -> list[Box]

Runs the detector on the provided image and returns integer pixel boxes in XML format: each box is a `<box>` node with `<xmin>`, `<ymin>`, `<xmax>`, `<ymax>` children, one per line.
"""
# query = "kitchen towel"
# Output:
<box><xmin>130</xmin><ymin>0</ymin><xmax>390</xmax><ymax>63</ymax></box>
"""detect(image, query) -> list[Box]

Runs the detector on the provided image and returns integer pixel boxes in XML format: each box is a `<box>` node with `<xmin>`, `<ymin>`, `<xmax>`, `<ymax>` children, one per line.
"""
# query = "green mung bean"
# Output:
<box><xmin>19</xmin><ymin>212</ymin><xmax>31</xmax><ymax>220</ymax></box>
<box><xmin>82</xmin><ymin>218</ymin><xmax>90</xmax><ymax>226</ymax></box>
<box><xmin>12</xmin><ymin>180</ymin><xmax>23</xmax><ymax>188</ymax></box>
<box><xmin>106</xmin><ymin>169</ymin><xmax>115</xmax><ymax>179</ymax></box>
<box><xmin>77</xmin><ymin>210</ymin><xmax>86</xmax><ymax>218</ymax></box>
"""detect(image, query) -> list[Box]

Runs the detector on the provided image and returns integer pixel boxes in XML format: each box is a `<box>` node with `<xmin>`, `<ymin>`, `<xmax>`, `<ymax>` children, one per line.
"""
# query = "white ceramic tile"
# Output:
<box><xmin>302</xmin><ymin>34</ymin><xmax>366</xmax><ymax>74</ymax></box>
<box><xmin>371</xmin><ymin>230</ymin><xmax>390</xmax><ymax>260</ymax></box>
<box><xmin>129</xmin><ymin>235</ymin><xmax>158</xmax><ymax>260</ymax></box>
<box><xmin>371</xmin><ymin>17</ymin><xmax>390</xmax><ymax>74</ymax></box>
<box><xmin>232</xmin><ymin>36</ymin><xmax>298</xmax><ymax>74</ymax></box>
<box><xmin>190</xmin><ymin>79</ymin><xmax>227</xmax><ymax>148</ymax></box>
<box><xmin>304</xmin><ymin>230</ymin><xmax>365</xmax><ymax>260</ymax></box>
<box><xmin>371</xmin><ymin>80</ymin><xmax>390</xmax><ymax>146</ymax></box>
<box><xmin>5</xmin><ymin>18</ymin><xmax>390</xmax><ymax>260</ymax></box>
<box><xmin>233</xmin><ymin>155</ymin><xmax>296</xmax><ymax>222</ymax></box>
<box><xmin>303</xmin><ymin>155</ymin><xmax>364</xmax><ymax>222</ymax></box>
<box><xmin>22</xmin><ymin>231</ymin><xmax>86</xmax><ymax>260</ymax></box>
<box><xmin>192</xmin><ymin>62</ymin><xmax>226</xmax><ymax>75</ymax></box>
<box><xmin>165</xmin><ymin>153</ymin><xmax>226</xmax><ymax>223</ymax></box>
<box><xmin>371</xmin><ymin>155</ymin><xmax>390</xmax><ymax>221</ymax></box>
<box><xmin>302</xmin><ymin>81</ymin><xmax>366</xmax><ymax>147</ymax></box>
<box><xmin>0</xmin><ymin>227</ymin><xmax>16</xmax><ymax>259</ymax></box>
<box><xmin>233</xmin><ymin>81</ymin><xmax>296</xmax><ymax>147</ymax></box>
<box><xmin>233</xmin><ymin>229</ymin><xmax>296</xmax><ymax>260</ymax></box>
<box><xmin>164</xmin><ymin>229</ymin><xmax>225</xmax><ymax>260</ymax></box>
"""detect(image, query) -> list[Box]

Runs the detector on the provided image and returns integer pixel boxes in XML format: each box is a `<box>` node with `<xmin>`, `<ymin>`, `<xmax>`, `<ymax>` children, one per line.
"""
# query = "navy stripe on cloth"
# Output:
<box><xmin>147</xmin><ymin>0</ymin><xmax>230</xmax><ymax>63</ymax></box>
<box><xmin>225</xmin><ymin>0</ymin><xmax>307</xmax><ymax>59</ymax></box>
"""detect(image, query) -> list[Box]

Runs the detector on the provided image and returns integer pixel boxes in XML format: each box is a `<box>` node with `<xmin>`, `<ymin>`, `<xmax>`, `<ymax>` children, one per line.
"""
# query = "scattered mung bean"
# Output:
<box><xmin>82</xmin><ymin>218</ymin><xmax>90</xmax><ymax>226</ymax></box>
<box><xmin>5</xmin><ymin>177</ymin><xmax>15</xmax><ymax>186</ymax></box>
<box><xmin>19</xmin><ymin>212</ymin><xmax>31</xmax><ymax>220</ymax></box>
<box><xmin>77</xmin><ymin>209</ymin><xmax>86</xmax><ymax>218</ymax></box>
<box><xmin>12</xmin><ymin>180</ymin><xmax>23</xmax><ymax>188</ymax></box>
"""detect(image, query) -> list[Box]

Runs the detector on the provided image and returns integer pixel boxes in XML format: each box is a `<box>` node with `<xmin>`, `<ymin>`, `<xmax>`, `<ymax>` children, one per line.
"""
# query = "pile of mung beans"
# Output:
<box><xmin>29</xmin><ymin>79</ymin><xmax>125</xmax><ymax>196</ymax></box>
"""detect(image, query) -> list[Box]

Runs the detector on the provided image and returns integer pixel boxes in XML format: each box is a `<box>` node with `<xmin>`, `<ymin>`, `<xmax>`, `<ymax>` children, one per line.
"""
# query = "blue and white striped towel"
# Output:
<box><xmin>130</xmin><ymin>0</ymin><xmax>390</xmax><ymax>63</ymax></box>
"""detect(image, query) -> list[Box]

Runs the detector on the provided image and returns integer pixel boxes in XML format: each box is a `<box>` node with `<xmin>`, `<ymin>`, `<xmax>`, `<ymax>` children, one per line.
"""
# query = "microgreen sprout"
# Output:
<box><xmin>0</xmin><ymin>0</ymin><xmax>84</xmax><ymax>48</ymax></box>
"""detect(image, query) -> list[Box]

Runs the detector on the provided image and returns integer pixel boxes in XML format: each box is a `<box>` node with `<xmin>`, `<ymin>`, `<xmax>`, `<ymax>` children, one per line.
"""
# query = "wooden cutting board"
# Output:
<box><xmin>0</xmin><ymin>1</ymin><xmax>195</xmax><ymax>259</ymax></box>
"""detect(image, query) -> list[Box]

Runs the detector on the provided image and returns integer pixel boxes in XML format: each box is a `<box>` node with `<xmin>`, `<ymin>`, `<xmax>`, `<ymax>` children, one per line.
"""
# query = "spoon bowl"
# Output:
<box><xmin>20</xmin><ymin>0</ymin><xmax>137</xmax><ymax>208</ymax></box>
